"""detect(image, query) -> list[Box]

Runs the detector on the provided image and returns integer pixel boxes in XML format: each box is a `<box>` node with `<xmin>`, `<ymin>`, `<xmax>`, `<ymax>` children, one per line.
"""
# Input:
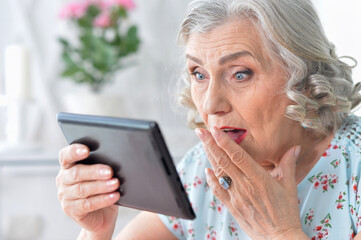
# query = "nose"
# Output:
<box><xmin>202</xmin><ymin>81</ymin><xmax>231</xmax><ymax>116</ymax></box>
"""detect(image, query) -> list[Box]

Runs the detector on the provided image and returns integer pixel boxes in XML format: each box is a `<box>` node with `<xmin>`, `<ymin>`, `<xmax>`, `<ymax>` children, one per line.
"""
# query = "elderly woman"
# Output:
<box><xmin>56</xmin><ymin>0</ymin><xmax>361</xmax><ymax>239</ymax></box>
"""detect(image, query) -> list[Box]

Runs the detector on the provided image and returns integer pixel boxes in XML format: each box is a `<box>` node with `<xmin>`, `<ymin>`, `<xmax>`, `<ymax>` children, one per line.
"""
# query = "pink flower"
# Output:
<box><xmin>106</xmin><ymin>0</ymin><xmax>136</xmax><ymax>10</ymax></box>
<box><xmin>93</xmin><ymin>12</ymin><xmax>112</xmax><ymax>27</ymax></box>
<box><xmin>59</xmin><ymin>2</ymin><xmax>89</xmax><ymax>19</ymax></box>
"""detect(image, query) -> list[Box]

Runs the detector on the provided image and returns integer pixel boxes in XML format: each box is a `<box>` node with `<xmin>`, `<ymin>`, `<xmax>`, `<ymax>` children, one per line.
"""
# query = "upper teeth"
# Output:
<box><xmin>222</xmin><ymin>128</ymin><xmax>235</xmax><ymax>132</ymax></box>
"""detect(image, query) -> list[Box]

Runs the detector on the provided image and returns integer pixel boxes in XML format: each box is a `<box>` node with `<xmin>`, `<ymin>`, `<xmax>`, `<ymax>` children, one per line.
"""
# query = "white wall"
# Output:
<box><xmin>312</xmin><ymin>0</ymin><xmax>361</xmax><ymax>115</ymax></box>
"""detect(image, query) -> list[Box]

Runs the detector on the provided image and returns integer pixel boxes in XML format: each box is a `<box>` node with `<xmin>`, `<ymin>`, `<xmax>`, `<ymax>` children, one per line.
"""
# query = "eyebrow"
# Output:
<box><xmin>218</xmin><ymin>51</ymin><xmax>254</xmax><ymax>65</ymax></box>
<box><xmin>186</xmin><ymin>54</ymin><xmax>203</xmax><ymax>65</ymax></box>
<box><xmin>186</xmin><ymin>51</ymin><xmax>254</xmax><ymax>66</ymax></box>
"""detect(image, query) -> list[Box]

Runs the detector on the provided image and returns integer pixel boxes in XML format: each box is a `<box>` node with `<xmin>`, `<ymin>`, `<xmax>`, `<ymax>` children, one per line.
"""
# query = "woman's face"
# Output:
<box><xmin>186</xmin><ymin>20</ymin><xmax>303</xmax><ymax>167</ymax></box>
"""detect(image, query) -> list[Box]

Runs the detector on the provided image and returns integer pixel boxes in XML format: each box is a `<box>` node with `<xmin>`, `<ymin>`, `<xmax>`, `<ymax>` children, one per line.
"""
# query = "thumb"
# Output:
<box><xmin>279</xmin><ymin>145</ymin><xmax>301</xmax><ymax>188</ymax></box>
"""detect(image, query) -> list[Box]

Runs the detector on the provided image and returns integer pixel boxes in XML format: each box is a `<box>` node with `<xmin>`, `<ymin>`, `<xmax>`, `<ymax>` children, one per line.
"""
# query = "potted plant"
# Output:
<box><xmin>58</xmin><ymin>0</ymin><xmax>140</xmax><ymax>93</ymax></box>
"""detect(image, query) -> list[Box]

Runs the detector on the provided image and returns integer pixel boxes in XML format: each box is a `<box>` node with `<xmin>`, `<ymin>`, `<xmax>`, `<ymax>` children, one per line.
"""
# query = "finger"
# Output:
<box><xmin>210</xmin><ymin>127</ymin><xmax>265</xmax><ymax>180</ymax></box>
<box><xmin>59</xmin><ymin>144</ymin><xmax>90</xmax><ymax>169</ymax></box>
<box><xmin>279</xmin><ymin>145</ymin><xmax>301</xmax><ymax>188</ymax></box>
<box><xmin>62</xmin><ymin>164</ymin><xmax>114</xmax><ymax>185</ymax></box>
<box><xmin>65</xmin><ymin>178</ymin><xmax>120</xmax><ymax>200</ymax></box>
<box><xmin>195</xmin><ymin>128</ymin><xmax>229</xmax><ymax>177</ymax></box>
<box><xmin>64</xmin><ymin>192</ymin><xmax>120</xmax><ymax>217</ymax></box>
<box><xmin>205</xmin><ymin>168</ymin><xmax>230</xmax><ymax>203</ymax></box>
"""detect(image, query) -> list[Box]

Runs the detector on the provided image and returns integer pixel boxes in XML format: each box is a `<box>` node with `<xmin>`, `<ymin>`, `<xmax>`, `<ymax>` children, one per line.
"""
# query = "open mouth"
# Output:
<box><xmin>220</xmin><ymin>127</ymin><xmax>247</xmax><ymax>144</ymax></box>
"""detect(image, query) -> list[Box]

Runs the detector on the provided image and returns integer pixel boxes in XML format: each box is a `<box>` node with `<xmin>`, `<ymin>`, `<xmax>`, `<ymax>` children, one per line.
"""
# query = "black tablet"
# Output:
<box><xmin>57</xmin><ymin>112</ymin><xmax>195</xmax><ymax>220</ymax></box>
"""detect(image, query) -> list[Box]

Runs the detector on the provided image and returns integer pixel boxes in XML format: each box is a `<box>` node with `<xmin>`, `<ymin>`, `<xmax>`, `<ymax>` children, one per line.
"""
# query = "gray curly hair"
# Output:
<box><xmin>177</xmin><ymin>0</ymin><xmax>361</xmax><ymax>135</ymax></box>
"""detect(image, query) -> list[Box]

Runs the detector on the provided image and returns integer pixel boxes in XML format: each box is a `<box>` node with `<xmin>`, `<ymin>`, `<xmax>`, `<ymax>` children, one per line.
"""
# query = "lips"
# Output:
<box><xmin>220</xmin><ymin>126</ymin><xmax>247</xmax><ymax>144</ymax></box>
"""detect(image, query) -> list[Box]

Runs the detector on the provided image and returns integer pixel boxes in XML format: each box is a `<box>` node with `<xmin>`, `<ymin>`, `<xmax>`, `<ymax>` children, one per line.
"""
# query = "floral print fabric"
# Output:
<box><xmin>158</xmin><ymin>115</ymin><xmax>361</xmax><ymax>239</ymax></box>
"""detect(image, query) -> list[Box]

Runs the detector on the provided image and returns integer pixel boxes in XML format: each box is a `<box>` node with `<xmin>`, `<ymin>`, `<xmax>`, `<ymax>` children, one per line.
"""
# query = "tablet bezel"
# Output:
<box><xmin>57</xmin><ymin>112</ymin><xmax>195</xmax><ymax>220</ymax></box>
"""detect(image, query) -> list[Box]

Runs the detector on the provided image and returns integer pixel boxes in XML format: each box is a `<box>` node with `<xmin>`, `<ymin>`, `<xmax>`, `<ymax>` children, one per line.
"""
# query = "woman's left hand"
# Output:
<box><xmin>196</xmin><ymin>127</ymin><xmax>309</xmax><ymax>240</ymax></box>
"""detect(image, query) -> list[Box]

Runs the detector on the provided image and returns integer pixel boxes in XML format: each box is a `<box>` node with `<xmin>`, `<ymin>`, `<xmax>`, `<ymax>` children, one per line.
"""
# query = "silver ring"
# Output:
<box><xmin>219</xmin><ymin>176</ymin><xmax>232</xmax><ymax>190</ymax></box>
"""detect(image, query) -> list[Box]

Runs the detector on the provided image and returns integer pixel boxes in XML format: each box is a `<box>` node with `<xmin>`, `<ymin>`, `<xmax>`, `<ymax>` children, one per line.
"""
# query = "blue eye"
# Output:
<box><xmin>234</xmin><ymin>70</ymin><xmax>252</xmax><ymax>81</ymax></box>
<box><xmin>193</xmin><ymin>72</ymin><xmax>206</xmax><ymax>81</ymax></box>
<box><xmin>235</xmin><ymin>72</ymin><xmax>246</xmax><ymax>81</ymax></box>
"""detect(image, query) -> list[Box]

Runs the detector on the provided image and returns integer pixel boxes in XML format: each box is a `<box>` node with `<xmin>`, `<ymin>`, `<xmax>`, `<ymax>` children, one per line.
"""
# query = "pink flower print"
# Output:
<box><xmin>59</xmin><ymin>2</ymin><xmax>89</xmax><ymax>19</ymax></box>
<box><xmin>187</xmin><ymin>224</ymin><xmax>196</xmax><ymax>240</ymax></box>
<box><xmin>315</xmin><ymin>225</ymin><xmax>322</xmax><ymax>231</ymax></box>
<box><xmin>178</xmin><ymin>169</ymin><xmax>185</xmax><ymax>177</ymax></box>
<box><xmin>350</xmin><ymin>176</ymin><xmax>359</xmax><ymax>194</ymax></box>
<box><xmin>335</xmin><ymin>192</ymin><xmax>346</xmax><ymax>210</ymax></box>
<box><xmin>322</xmin><ymin>145</ymin><xmax>331</xmax><ymax>157</ymax></box>
<box><xmin>228</xmin><ymin>220</ymin><xmax>239</xmax><ymax>237</ymax></box>
<box><xmin>304</xmin><ymin>209</ymin><xmax>314</xmax><ymax>226</ymax></box>
<box><xmin>167</xmin><ymin>216</ymin><xmax>184</xmax><ymax>236</ymax></box>
<box><xmin>312</xmin><ymin>213</ymin><xmax>332</xmax><ymax>239</ymax></box>
<box><xmin>357</xmin><ymin>217</ymin><xmax>361</xmax><ymax>228</ymax></box>
<box><xmin>330</xmin><ymin>159</ymin><xmax>340</xmax><ymax>168</ymax></box>
<box><xmin>183</xmin><ymin>183</ymin><xmax>191</xmax><ymax>195</ymax></box>
<box><xmin>206</xmin><ymin>225</ymin><xmax>217</xmax><ymax>240</ymax></box>
<box><xmin>350</xmin><ymin>231</ymin><xmax>355</xmax><ymax>240</ymax></box>
<box><xmin>350</xmin><ymin>205</ymin><xmax>356</xmax><ymax>216</ymax></box>
<box><xmin>308</xmin><ymin>173</ymin><xmax>338</xmax><ymax>193</ymax></box>
<box><xmin>93</xmin><ymin>12</ymin><xmax>112</xmax><ymax>28</ymax></box>
<box><xmin>317</xmin><ymin>232</ymin><xmax>324</xmax><ymax>239</ymax></box>
<box><xmin>209</xmin><ymin>196</ymin><xmax>223</xmax><ymax>213</ymax></box>
<box><xmin>322</xmin><ymin>152</ymin><xmax>329</xmax><ymax>157</ymax></box>
<box><xmin>217</xmin><ymin>206</ymin><xmax>222</xmax><ymax>213</ymax></box>
<box><xmin>193</xmin><ymin>176</ymin><xmax>202</xmax><ymax>187</ymax></box>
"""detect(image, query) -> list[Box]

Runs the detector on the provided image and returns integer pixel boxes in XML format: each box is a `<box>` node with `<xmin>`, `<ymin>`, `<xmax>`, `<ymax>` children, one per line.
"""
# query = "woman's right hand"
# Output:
<box><xmin>56</xmin><ymin>144</ymin><xmax>121</xmax><ymax>239</ymax></box>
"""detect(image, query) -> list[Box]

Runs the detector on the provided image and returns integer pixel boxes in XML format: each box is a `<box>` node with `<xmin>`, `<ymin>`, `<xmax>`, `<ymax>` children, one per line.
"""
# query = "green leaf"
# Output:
<box><xmin>87</xmin><ymin>4</ymin><xmax>101</xmax><ymax>18</ymax></box>
<box><xmin>58</xmin><ymin>37</ymin><xmax>70</xmax><ymax>48</ymax></box>
<box><xmin>61</xmin><ymin>67</ymin><xmax>79</xmax><ymax>77</ymax></box>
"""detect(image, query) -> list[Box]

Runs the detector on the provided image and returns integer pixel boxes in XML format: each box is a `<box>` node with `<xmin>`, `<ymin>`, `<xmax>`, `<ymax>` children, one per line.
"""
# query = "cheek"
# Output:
<box><xmin>238</xmin><ymin>90</ymin><xmax>289</xmax><ymax>130</ymax></box>
<box><xmin>191</xmin><ymin>86</ymin><xmax>203</xmax><ymax>112</ymax></box>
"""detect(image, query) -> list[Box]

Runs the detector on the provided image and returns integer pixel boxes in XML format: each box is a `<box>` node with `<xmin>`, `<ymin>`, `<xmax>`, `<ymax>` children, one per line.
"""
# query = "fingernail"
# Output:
<box><xmin>294</xmin><ymin>145</ymin><xmax>301</xmax><ymax>158</ymax></box>
<box><xmin>99</xmin><ymin>168</ymin><xmax>111</xmax><ymax>177</ymax></box>
<box><xmin>211</xmin><ymin>127</ymin><xmax>221</xmax><ymax>140</ymax></box>
<box><xmin>106</xmin><ymin>179</ymin><xmax>118</xmax><ymax>186</ymax></box>
<box><xmin>204</xmin><ymin>168</ymin><xmax>210</xmax><ymax>180</ymax></box>
<box><xmin>195</xmin><ymin>128</ymin><xmax>206</xmax><ymax>139</ymax></box>
<box><xmin>76</xmin><ymin>147</ymin><xmax>88</xmax><ymax>157</ymax></box>
<box><xmin>108</xmin><ymin>193</ymin><xmax>116</xmax><ymax>199</ymax></box>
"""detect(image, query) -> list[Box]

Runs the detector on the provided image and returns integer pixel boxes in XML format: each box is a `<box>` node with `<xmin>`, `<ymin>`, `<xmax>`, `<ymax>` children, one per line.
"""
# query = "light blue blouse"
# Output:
<box><xmin>159</xmin><ymin>115</ymin><xmax>361</xmax><ymax>239</ymax></box>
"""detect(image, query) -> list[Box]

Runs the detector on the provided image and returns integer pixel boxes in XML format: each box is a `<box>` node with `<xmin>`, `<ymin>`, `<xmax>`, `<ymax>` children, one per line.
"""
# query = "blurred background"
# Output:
<box><xmin>0</xmin><ymin>0</ymin><xmax>360</xmax><ymax>239</ymax></box>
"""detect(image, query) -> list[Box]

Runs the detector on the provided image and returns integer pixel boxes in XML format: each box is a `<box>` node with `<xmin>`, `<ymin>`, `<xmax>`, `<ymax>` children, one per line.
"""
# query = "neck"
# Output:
<box><xmin>295</xmin><ymin>132</ymin><xmax>335</xmax><ymax>184</ymax></box>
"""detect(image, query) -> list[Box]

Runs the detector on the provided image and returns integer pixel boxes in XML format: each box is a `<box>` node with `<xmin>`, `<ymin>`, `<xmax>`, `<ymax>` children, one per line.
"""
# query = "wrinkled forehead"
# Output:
<box><xmin>185</xmin><ymin>19</ymin><xmax>272</xmax><ymax>68</ymax></box>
